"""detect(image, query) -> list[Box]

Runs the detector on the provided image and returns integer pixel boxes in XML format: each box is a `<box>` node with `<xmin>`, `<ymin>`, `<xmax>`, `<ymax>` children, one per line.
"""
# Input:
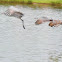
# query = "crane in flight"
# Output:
<box><xmin>2</xmin><ymin>6</ymin><xmax>25</xmax><ymax>29</ymax></box>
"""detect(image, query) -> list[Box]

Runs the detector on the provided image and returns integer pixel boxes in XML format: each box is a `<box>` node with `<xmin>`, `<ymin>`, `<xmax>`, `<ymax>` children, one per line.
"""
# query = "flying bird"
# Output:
<box><xmin>2</xmin><ymin>6</ymin><xmax>25</xmax><ymax>29</ymax></box>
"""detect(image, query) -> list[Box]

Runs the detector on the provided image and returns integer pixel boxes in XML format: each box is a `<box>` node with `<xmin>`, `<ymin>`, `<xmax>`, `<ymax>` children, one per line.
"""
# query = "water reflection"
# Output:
<box><xmin>49</xmin><ymin>51</ymin><xmax>62</xmax><ymax>62</ymax></box>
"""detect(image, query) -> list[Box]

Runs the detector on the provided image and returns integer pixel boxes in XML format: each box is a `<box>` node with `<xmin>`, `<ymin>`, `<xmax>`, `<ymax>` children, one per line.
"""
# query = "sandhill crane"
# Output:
<box><xmin>49</xmin><ymin>20</ymin><xmax>62</xmax><ymax>27</ymax></box>
<box><xmin>2</xmin><ymin>6</ymin><xmax>25</xmax><ymax>29</ymax></box>
<box><xmin>35</xmin><ymin>17</ymin><xmax>53</xmax><ymax>25</ymax></box>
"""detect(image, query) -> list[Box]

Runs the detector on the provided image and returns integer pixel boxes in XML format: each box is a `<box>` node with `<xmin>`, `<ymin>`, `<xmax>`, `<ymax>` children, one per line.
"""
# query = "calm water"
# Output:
<box><xmin>0</xmin><ymin>5</ymin><xmax>62</xmax><ymax>62</ymax></box>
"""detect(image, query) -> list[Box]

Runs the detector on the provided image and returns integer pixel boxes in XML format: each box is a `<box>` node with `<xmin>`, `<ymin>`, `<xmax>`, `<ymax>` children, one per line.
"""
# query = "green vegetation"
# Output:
<box><xmin>0</xmin><ymin>0</ymin><xmax>62</xmax><ymax>4</ymax></box>
<box><xmin>32</xmin><ymin>0</ymin><xmax>62</xmax><ymax>4</ymax></box>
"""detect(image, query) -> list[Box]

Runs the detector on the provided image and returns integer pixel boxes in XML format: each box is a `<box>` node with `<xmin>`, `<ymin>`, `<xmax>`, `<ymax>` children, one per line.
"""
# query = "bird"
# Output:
<box><xmin>35</xmin><ymin>17</ymin><xmax>53</xmax><ymax>25</ymax></box>
<box><xmin>49</xmin><ymin>20</ymin><xmax>62</xmax><ymax>27</ymax></box>
<box><xmin>2</xmin><ymin>6</ymin><xmax>25</xmax><ymax>29</ymax></box>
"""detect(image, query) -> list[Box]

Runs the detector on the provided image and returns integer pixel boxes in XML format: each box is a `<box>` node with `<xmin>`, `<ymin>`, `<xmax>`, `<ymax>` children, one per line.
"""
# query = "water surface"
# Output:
<box><xmin>0</xmin><ymin>5</ymin><xmax>62</xmax><ymax>62</ymax></box>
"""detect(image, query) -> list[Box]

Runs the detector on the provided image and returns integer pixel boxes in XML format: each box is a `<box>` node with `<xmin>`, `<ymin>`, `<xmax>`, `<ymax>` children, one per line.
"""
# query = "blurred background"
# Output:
<box><xmin>0</xmin><ymin>0</ymin><xmax>62</xmax><ymax>4</ymax></box>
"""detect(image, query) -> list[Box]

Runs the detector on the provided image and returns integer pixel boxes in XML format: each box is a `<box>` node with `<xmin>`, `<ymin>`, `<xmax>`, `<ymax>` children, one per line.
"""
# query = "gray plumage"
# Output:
<box><xmin>3</xmin><ymin>6</ymin><xmax>25</xmax><ymax>29</ymax></box>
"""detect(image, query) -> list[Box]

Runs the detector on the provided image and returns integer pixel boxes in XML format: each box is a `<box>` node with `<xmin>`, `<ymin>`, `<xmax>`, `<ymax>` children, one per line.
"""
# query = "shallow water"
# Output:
<box><xmin>0</xmin><ymin>5</ymin><xmax>62</xmax><ymax>62</ymax></box>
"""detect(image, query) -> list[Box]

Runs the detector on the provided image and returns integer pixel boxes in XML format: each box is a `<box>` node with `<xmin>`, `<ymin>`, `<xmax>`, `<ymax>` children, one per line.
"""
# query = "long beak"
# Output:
<box><xmin>21</xmin><ymin>19</ymin><xmax>25</xmax><ymax>29</ymax></box>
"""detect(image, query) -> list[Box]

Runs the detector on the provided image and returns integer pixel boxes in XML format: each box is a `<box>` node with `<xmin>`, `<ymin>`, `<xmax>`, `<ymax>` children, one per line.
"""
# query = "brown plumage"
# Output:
<box><xmin>49</xmin><ymin>20</ymin><xmax>62</xmax><ymax>27</ymax></box>
<box><xmin>35</xmin><ymin>17</ymin><xmax>53</xmax><ymax>25</ymax></box>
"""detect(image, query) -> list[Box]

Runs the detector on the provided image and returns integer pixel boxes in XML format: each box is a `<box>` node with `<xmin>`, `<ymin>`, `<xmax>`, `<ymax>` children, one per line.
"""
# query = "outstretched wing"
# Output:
<box><xmin>11</xmin><ymin>11</ymin><xmax>24</xmax><ymax>19</ymax></box>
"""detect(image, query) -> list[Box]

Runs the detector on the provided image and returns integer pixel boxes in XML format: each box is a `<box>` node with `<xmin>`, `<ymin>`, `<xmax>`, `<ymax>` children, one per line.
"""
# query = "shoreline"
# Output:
<box><xmin>0</xmin><ymin>1</ymin><xmax>62</xmax><ymax>5</ymax></box>
<box><xmin>0</xmin><ymin>1</ymin><xmax>62</xmax><ymax>9</ymax></box>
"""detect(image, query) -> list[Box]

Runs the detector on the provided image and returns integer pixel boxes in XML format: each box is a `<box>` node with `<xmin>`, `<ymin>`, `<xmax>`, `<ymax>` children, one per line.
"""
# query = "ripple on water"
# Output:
<box><xmin>0</xmin><ymin>5</ymin><xmax>62</xmax><ymax>62</ymax></box>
